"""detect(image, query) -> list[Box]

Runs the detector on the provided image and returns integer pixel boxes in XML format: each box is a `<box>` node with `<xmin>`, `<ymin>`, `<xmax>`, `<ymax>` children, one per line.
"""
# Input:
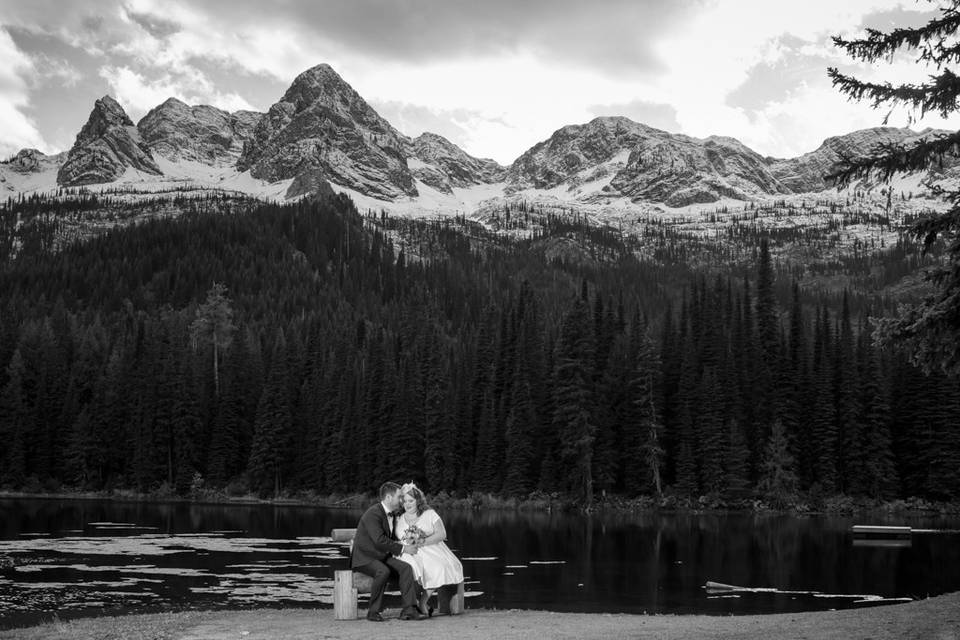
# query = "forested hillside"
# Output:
<box><xmin>1</xmin><ymin>193</ymin><xmax>957</xmax><ymax>506</ymax></box>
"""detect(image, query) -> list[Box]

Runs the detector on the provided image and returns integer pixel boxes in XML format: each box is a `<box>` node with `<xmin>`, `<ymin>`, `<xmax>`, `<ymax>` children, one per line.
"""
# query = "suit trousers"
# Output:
<box><xmin>354</xmin><ymin>555</ymin><xmax>418</xmax><ymax>614</ymax></box>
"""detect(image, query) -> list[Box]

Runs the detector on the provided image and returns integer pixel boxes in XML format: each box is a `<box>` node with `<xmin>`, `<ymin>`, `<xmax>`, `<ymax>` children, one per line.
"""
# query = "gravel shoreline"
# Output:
<box><xmin>3</xmin><ymin>591</ymin><xmax>959</xmax><ymax>640</ymax></box>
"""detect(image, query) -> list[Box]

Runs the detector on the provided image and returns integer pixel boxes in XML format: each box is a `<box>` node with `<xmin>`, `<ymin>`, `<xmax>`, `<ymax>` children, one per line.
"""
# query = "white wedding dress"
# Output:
<box><xmin>395</xmin><ymin>508</ymin><xmax>464</xmax><ymax>589</ymax></box>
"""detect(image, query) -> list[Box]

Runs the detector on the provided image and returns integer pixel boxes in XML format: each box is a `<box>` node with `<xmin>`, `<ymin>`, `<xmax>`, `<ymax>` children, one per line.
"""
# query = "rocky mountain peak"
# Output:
<box><xmin>236</xmin><ymin>63</ymin><xmax>417</xmax><ymax>200</ymax></box>
<box><xmin>76</xmin><ymin>96</ymin><xmax>135</xmax><ymax>143</ymax></box>
<box><xmin>507</xmin><ymin>115</ymin><xmax>792</xmax><ymax>206</ymax></box>
<box><xmin>282</xmin><ymin>64</ymin><xmax>355</xmax><ymax>108</ymax></box>
<box><xmin>414</xmin><ymin>131</ymin><xmax>455</xmax><ymax>148</ymax></box>
<box><xmin>57</xmin><ymin>96</ymin><xmax>161</xmax><ymax>186</ymax></box>
<box><xmin>161</xmin><ymin>96</ymin><xmax>189</xmax><ymax>109</ymax></box>
<box><xmin>138</xmin><ymin>98</ymin><xmax>262</xmax><ymax>166</ymax></box>
<box><xmin>506</xmin><ymin>116</ymin><xmax>665</xmax><ymax>192</ymax></box>
<box><xmin>3</xmin><ymin>148</ymin><xmax>49</xmax><ymax>173</ymax></box>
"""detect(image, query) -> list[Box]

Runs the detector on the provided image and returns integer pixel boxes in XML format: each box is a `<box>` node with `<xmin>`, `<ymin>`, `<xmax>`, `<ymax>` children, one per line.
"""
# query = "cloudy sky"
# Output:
<box><xmin>0</xmin><ymin>0</ymin><xmax>956</xmax><ymax>165</ymax></box>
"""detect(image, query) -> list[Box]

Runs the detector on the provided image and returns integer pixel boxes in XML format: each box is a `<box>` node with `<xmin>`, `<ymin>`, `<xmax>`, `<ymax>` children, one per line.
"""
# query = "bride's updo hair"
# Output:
<box><xmin>400</xmin><ymin>482</ymin><xmax>429</xmax><ymax>516</ymax></box>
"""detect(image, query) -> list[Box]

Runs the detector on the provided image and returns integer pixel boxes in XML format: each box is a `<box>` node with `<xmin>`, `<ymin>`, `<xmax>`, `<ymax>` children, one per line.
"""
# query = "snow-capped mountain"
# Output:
<box><xmin>1</xmin><ymin>64</ymin><xmax>506</xmax><ymax>202</ymax></box>
<box><xmin>236</xmin><ymin>64</ymin><xmax>418</xmax><ymax>200</ymax></box>
<box><xmin>2</xmin><ymin>62</ymin><xmax>955</xmax><ymax>219</ymax></box>
<box><xmin>57</xmin><ymin>96</ymin><xmax>162</xmax><ymax>186</ymax></box>
<box><xmin>233</xmin><ymin>64</ymin><xmax>506</xmax><ymax>200</ymax></box>
<box><xmin>502</xmin><ymin>117</ymin><xmax>955</xmax><ymax>208</ymax></box>
<box><xmin>506</xmin><ymin>116</ymin><xmax>790</xmax><ymax>207</ymax></box>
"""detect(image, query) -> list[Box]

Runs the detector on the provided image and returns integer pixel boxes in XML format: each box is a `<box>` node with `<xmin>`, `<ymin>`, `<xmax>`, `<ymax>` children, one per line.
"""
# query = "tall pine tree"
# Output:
<box><xmin>553</xmin><ymin>290</ymin><xmax>597</xmax><ymax>507</ymax></box>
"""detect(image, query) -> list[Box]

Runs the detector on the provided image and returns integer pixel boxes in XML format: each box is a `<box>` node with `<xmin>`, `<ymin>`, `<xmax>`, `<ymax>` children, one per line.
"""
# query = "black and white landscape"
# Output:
<box><xmin>2</xmin><ymin>1</ymin><xmax>960</xmax><ymax>636</ymax></box>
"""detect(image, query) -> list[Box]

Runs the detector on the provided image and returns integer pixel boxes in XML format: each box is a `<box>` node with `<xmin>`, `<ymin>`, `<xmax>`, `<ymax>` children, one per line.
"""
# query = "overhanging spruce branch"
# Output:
<box><xmin>831</xmin><ymin>4</ymin><xmax>960</xmax><ymax>65</ymax></box>
<box><xmin>931</xmin><ymin>40</ymin><xmax>960</xmax><ymax>66</ymax></box>
<box><xmin>826</xmin><ymin>130</ymin><xmax>960</xmax><ymax>185</ymax></box>
<box><xmin>827</xmin><ymin>67</ymin><xmax>960</xmax><ymax>118</ymax></box>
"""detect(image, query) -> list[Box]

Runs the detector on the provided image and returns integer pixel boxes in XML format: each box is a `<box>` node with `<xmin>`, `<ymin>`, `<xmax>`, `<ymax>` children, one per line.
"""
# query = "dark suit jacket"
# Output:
<box><xmin>351</xmin><ymin>503</ymin><xmax>403</xmax><ymax>568</ymax></box>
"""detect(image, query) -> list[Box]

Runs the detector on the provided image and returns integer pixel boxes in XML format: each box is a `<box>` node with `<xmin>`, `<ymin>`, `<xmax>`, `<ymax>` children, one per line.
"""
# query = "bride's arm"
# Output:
<box><xmin>420</xmin><ymin>518</ymin><xmax>446</xmax><ymax>545</ymax></box>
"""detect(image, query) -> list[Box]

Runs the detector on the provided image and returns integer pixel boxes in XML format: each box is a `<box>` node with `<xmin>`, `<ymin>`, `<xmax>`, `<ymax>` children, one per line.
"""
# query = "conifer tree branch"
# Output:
<box><xmin>827</xmin><ymin>67</ymin><xmax>960</xmax><ymax>119</ymax></box>
<box><xmin>831</xmin><ymin>5</ymin><xmax>960</xmax><ymax>65</ymax></box>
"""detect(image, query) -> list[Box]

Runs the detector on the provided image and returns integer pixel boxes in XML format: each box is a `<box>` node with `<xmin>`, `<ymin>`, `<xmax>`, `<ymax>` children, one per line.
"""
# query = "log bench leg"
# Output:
<box><xmin>437</xmin><ymin>582</ymin><xmax>465</xmax><ymax>615</ymax></box>
<box><xmin>334</xmin><ymin>570</ymin><xmax>358</xmax><ymax>620</ymax></box>
<box><xmin>451</xmin><ymin>581</ymin><xmax>465</xmax><ymax>614</ymax></box>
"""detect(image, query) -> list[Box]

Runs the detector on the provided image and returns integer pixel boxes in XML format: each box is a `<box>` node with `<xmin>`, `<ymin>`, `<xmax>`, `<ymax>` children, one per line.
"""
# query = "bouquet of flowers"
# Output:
<box><xmin>402</xmin><ymin>524</ymin><xmax>427</xmax><ymax>546</ymax></box>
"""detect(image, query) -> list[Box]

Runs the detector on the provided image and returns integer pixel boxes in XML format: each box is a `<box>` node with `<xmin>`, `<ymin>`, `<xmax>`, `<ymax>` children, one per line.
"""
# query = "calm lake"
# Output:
<box><xmin>2</xmin><ymin>498</ymin><xmax>960</xmax><ymax>628</ymax></box>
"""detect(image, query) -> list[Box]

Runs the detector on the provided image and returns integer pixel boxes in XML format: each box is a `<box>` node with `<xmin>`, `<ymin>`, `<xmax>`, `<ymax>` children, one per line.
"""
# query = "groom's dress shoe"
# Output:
<box><xmin>366</xmin><ymin>612</ymin><xmax>384</xmax><ymax>622</ymax></box>
<box><xmin>399</xmin><ymin>610</ymin><xmax>427</xmax><ymax>621</ymax></box>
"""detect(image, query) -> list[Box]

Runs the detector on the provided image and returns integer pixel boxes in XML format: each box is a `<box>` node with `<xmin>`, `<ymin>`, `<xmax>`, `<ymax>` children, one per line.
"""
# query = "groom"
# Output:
<box><xmin>351</xmin><ymin>481</ymin><xmax>426</xmax><ymax>621</ymax></box>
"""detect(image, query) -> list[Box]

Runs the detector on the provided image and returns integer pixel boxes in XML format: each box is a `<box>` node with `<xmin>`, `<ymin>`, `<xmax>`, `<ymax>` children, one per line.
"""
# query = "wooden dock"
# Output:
<box><xmin>851</xmin><ymin>525</ymin><xmax>912</xmax><ymax>547</ymax></box>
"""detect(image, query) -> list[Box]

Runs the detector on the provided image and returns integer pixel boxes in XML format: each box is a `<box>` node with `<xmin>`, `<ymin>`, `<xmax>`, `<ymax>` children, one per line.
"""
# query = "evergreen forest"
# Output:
<box><xmin>1</xmin><ymin>192</ymin><xmax>958</xmax><ymax>507</ymax></box>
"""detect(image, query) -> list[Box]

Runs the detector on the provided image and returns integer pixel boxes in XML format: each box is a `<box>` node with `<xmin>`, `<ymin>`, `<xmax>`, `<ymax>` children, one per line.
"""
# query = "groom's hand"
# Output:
<box><xmin>402</xmin><ymin>544</ymin><xmax>418</xmax><ymax>555</ymax></box>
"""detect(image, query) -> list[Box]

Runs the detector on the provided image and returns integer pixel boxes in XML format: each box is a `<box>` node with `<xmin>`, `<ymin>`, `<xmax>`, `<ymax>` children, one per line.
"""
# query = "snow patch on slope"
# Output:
<box><xmin>333</xmin><ymin>179</ymin><xmax>507</xmax><ymax>219</ymax></box>
<box><xmin>406</xmin><ymin>157</ymin><xmax>431</xmax><ymax>170</ymax></box>
<box><xmin>0</xmin><ymin>162</ymin><xmax>59</xmax><ymax>196</ymax></box>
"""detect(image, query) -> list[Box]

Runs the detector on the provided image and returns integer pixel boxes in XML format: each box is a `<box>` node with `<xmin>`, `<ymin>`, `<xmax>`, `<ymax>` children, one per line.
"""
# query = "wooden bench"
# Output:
<box><xmin>331</xmin><ymin>527</ymin><xmax>465</xmax><ymax>620</ymax></box>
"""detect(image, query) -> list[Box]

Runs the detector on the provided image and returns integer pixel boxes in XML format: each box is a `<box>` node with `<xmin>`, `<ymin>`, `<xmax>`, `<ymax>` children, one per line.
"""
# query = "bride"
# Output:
<box><xmin>395</xmin><ymin>482</ymin><xmax>464</xmax><ymax>615</ymax></box>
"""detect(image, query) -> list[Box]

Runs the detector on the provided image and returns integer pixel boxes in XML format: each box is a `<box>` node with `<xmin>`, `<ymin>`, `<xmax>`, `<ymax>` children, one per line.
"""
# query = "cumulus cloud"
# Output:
<box><xmin>652</xmin><ymin>0</ymin><xmax>960</xmax><ymax>155</ymax></box>
<box><xmin>30</xmin><ymin>53</ymin><xmax>83</xmax><ymax>88</ymax></box>
<box><xmin>105</xmin><ymin>0</ymin><xmax>693</xmax><ymax>79</ymax></box>
<box><xmin>354</xmin><ymin>54</ymin><xmax>656</xmax><ymax>163</ymax></box>
<box><xmin>2</xmin><ymin>0</ymin><xmax>958</xmax><ymax>162</ymax></box>
<box><xmin>0</xmin><ymin>2</ymin><xmax>136</xmax><ymax>56</ymax></box>
<box><xmin>370</xmin><ymin>101</ymin><xmax>474</xmax><ymax>147</ymax></box>
<box><xmin>653</xmin><ymin>0</ymin><xmax>910</xmax><ymax>108</ymax></box>
<box><xmin>0</xmin><ymin>29</ymin><xmax>49</xmax><ymax>157</ymax></box>
<box><xmin>99</xmin><ymin>65</ymin><xmax>256</xmax><ymax>119</ymax></box>
<box><xmin>724</xmin><ymin>35</ymin><xmax>829</xmax><ymax>113</ymax></box>
<box><xmin>124</xmin><ymin>8</ymin><xmax>181</xmax><ymax>39</ymax></box>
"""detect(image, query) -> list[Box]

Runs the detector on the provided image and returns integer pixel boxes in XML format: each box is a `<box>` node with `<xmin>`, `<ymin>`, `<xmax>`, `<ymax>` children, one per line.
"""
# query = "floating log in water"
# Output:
<box><xmin>703</xmin><ymin>582</ymin><xmax>812</xmax><ymax>594</ymax></box>
<box><xmin>704</xmin><ymin>581</ymin><xmax>741</xmax><ymax>592</ymax></box>
<box><xmin>703</xmin><ymin>581</ymin><xmax>913</xmax><ymax>604</ymax></box>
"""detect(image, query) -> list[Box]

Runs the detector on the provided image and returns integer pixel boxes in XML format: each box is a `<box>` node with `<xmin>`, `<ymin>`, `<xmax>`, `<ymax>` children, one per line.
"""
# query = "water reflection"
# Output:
<box><xmin>1</xmin><ymin>498</ymin><xmax>959</xmax><ymax>627</ymax></box>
